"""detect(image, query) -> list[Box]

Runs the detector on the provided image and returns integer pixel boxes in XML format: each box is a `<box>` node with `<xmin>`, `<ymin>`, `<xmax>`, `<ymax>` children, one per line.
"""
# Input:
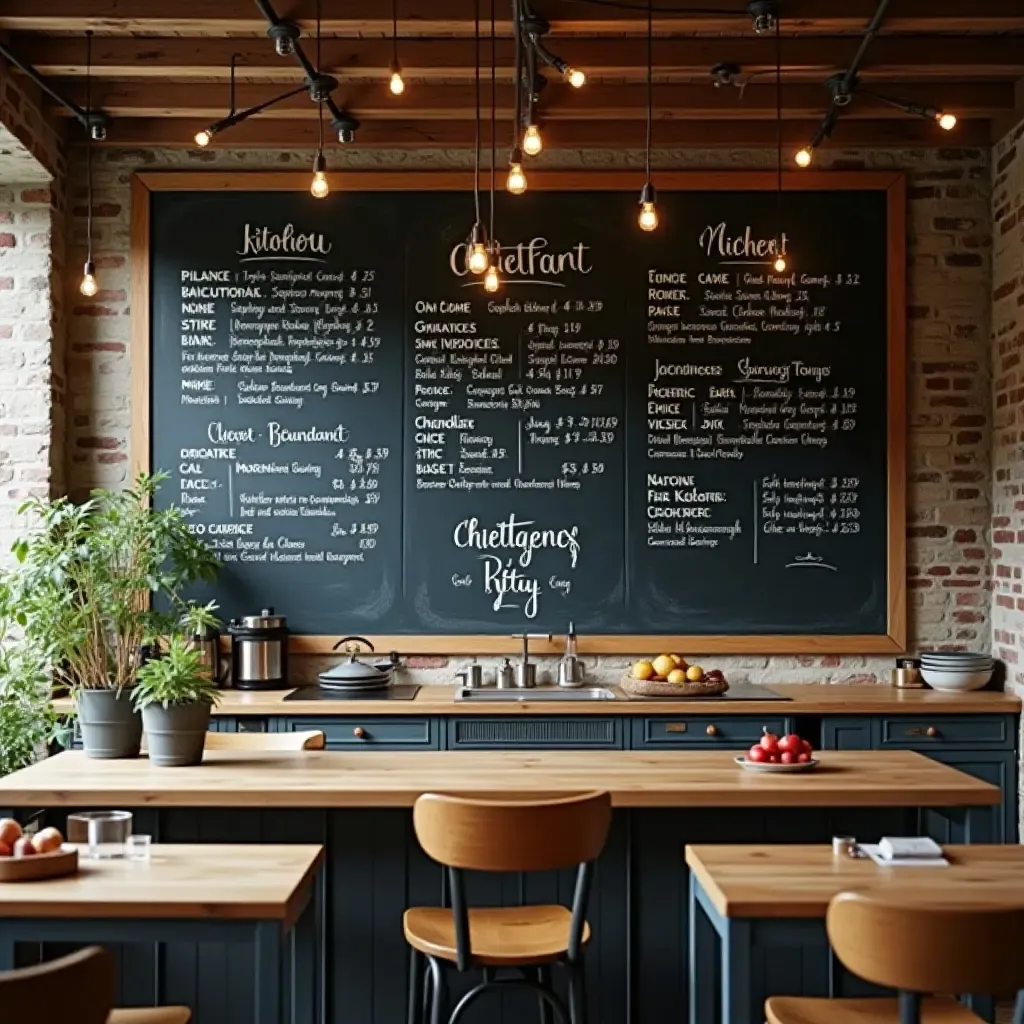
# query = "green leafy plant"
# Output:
<box><xmin>4</xmin><ymin>473</ymin><xmax>219</xmax><ymax>693</ymax></box>
<box><xmin>132</xmin><ymin>635</ymin><xmax>222</xmax><ymax>711</ymax></box>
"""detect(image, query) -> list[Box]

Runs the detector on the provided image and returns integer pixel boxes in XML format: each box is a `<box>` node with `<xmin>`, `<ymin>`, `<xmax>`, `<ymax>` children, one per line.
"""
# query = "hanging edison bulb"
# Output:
<box><xmin>523</xmin><ymin>123</ymin><xmax>542</xmax><ymax>157</ymax></box>
<box><xmin>566</xmin><ymin>67</ymin><xmax>586</xmax><ymax>88</ymax></box>
<box><xmin>773</xmin><ymin>254</ymin><xmax>787</xmax><ymax>273</ymax></box>
<box><xmin>506</xmin><ymin>148</ymin><xmax>527</xmax><ymax>195</ymax></box>
<box><xmin>79</xmin><ymin>259</ymin><xmax>98</xmax><ymax>297</ymax></box>
<box><xmin>638</xmin><ymin>182</ymin><xmax>658</xmax><ymax>232</ymax></box>
<box><xmin>194</xmin><ymin>128</ymin><xmax>213</xmax><ymax>147</ymax></box>
<box><xmin>937</xmin><ymin>111</ymin><xmax>956</xmax><ymax>131</ymax></box>
<box><xmin>794</xmin><ymin>147</ymin><xmax>812</xmax><ymax>168</ymax></box>
<box><xmin>389</xmin><ymin>61</ymin><xmax>405</xmax><ymax>96</ymax></box>
<box><xmin>484</xmin><ymin>263</ymin><xmax>500</xmax><ymax>292</ymax></box>
<box><xmin>310</xmin><ymin>153</ymin><xmax>329</xmax><ymax>199</ymax></box>
<box><xmin>466</xmin><ymin>222</ymin><xmax>488</xmax><ymax>275</ymax></box>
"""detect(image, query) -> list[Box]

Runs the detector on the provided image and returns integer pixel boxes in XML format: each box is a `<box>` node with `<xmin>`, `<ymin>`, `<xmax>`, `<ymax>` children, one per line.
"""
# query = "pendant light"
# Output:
<box><xmin>485</xmin><ymin>0</ymin><xmax>501</xmax><ymax>292</ymax></box>
<box><xmin>389</xmin><ymin>0</ymin><xmax>405</xmax><ymax>95</ymax></box>
<box><xmin>521</xmin><ymin>39</ymin><xmax>542</xmax><ymax>156</ymax></box>
<box><xmin>465</xmin><ymin>0</ymin><xmax>488</xmax><ymax>275</ymax></box>
<box><xmin>310</xmin><ymin>1</ymin><xmax>329</xmax><ymax>199</ymax></box>
<box><xmin>506</xmin><ymin>0</ymin><xmax>527</xmax><ymax>195</ymax></box>
<box><xmin>637</xmin><ymin>0</ymin><xmax>657</xmax><ymax>232</ymax></box>
<box><xmin>80</xmin><ymin>31</ymin><xmax>98</xmax><ymax>297</ymax></box>
<box><xmin>772</xmin><ymin>17</ymin><xmax>787</xmax><ymax>273</ymax></box>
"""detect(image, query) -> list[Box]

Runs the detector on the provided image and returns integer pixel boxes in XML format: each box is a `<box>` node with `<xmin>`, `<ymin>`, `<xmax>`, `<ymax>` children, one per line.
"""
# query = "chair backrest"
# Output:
<box><xmin>204</xmin><ymin>729</ymin><xmax>325</xmax><ymax>751</ymax></box>
<box><xmin>827</xmin><ymin>891</ymin><xmax>1024</xmax><ymax>995</ymax></box>
<box><xmin>0</xmin><ymin>947</ymin><xmax>114</xmax><ymax>1024</ymax></box>
<box><xmin>413</xmin><ymin>791</ymin><xmax>612</xmax><ymax>872</ymax></box>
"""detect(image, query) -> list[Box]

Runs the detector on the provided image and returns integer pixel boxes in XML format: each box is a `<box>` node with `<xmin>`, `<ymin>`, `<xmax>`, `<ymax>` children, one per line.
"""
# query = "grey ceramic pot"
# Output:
<box><xmin>75</xmin><ymin>688</ymin><xmax>143</xmax><ymax>759</ymax></box>
<box><xmin>141</xmin><ymin>702</ymin><xmax>212</xmax><ymax>767</ymax></box>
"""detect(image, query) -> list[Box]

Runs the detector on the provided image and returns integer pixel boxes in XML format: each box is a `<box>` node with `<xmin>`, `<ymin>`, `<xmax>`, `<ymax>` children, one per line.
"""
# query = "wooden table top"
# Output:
<box><xmin>0</xmin><ymin>844</ymin><xmax>323</xmax><ymax>924</ymax></box>
<box><xmin>686</xmin><ymin>844</ymin><xmax>1024</xmax><ymax>919</ymax></box>
<box><xmin>0</xmin><ymin>749</ymin><xmax>1000</xmax><ymax>809</ymax></box>
<box><xmin>50</xmin><ymin>684</ymin><xmax>1020</xmax><ymax>717</ymax></box>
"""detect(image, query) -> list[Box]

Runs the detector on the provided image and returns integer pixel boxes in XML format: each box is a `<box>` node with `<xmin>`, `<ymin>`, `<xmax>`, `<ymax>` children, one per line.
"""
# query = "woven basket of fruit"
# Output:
<box><xmin>622</xmin><ymin>654</ymin><xmax>728</xmax><ymax>699</ymax></box>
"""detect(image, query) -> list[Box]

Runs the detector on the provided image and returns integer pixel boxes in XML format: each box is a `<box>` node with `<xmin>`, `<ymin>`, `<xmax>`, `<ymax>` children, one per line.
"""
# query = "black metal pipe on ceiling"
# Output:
<box><xmin>0</xmin><ymin>38</ymin><xmax>90</xmax><ymax>127</ymax></box>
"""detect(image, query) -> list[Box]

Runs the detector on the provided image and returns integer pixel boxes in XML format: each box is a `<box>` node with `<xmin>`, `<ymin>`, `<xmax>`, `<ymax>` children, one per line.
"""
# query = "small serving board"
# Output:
<box><xmin>734</xmin><ymin>756</ymin><xmax>820</xmax><ymax>773</ymax></box>
<box><xmin>0</xmin><ymin>845</ymin><xmax>78</xmax><ymax>882</ymax></box>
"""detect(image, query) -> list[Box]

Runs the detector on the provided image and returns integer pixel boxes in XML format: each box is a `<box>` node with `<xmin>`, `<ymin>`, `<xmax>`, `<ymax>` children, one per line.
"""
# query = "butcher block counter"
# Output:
<box><xmin>0</xmin><ymin>748</ymin><xmax>1000</xmax><ymax>809</ymax></box>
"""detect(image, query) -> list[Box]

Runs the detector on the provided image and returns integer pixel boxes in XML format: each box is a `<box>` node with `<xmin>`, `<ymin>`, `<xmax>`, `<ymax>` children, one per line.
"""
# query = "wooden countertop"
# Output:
<box><xmin>0</xmin><ymin>749</ymin><xmax>1000</xmax><ymax>809</ymax></box>
<box><xmin>685</xmin><ymin>844</ymin><xmax>1024</xmax><ymax>919</ymax></box>
<box><xmin>0</xmin><ymin>844</ymin><xmax>323</xmax><ymax>924</ymax></box>
<box><xmin>52</xmin><ymin>684</ymin><xmax>1020</xmax><ymax>717</ymax></box>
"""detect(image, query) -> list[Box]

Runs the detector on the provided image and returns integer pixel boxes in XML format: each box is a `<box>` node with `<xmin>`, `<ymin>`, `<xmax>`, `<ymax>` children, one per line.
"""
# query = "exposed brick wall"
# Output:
<box><xmin>60</xmin><ymin>143</ymin><xmax>992</xmax><ymax>678</ymax></box>
<box><xmin>0</xmin><ymin>68</ymin><xmax>66</xmax><ymax>552</ymax></box>
<box><xmin>992</xmin><ymin>116</ymin><xmax>1024</xmax><ymax>689</ymax></box>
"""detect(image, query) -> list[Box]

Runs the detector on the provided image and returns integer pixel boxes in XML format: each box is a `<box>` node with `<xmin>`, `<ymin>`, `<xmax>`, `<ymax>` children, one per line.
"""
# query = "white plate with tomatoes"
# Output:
<box><xmin>737</xmin><ymin>730</ymin><xmax>817</xmax><ymax>771</ymax></box>
<box><xmin>734</xmin><ymin>756</ymin><xmax>820</xmax><ymax>773</ymax></box>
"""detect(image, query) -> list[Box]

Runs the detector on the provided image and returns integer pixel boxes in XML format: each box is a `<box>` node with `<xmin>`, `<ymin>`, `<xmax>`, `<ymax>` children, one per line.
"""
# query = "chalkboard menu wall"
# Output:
<box><xmin>134</xmin><ymin>171</ymin><xmax>906</xmax><ymax>652</ymax></box>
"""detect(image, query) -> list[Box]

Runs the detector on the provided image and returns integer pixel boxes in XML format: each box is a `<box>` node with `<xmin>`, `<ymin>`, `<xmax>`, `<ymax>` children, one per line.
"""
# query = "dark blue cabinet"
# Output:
<box><xmin>281</xmin><ymin>716</ymin><xmax>440</xmax><ymax>749</ymax></box>
<box><xmin>448</xmin><ymin>716</ymin><xmax>623</xmax><ymax>749</ymax></box>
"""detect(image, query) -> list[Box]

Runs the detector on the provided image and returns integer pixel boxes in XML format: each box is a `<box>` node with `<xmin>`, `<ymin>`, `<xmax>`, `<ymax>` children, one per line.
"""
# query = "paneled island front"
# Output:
<box><xmin>0</xmin><ymin>693</ymin><xmax>1010</xmax><ymax>1024</ymax></box>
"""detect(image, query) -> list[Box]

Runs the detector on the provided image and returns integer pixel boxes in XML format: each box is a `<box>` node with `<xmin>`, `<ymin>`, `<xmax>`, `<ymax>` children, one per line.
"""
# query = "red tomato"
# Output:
<box><xmin>760</xmin><ymin>731</ymin><xmax>779</xmax><ymax>753</ymax></box>
<box><xmin>747</xmin><ymin>745</ymin><xmax>767</xmax><ymax>763</ymax></box>
<box><xmin>797</xmin><ymin>752</ymin><xmax>811</xmax><ymax>764</ymax></box>
<box><xmin>780</xmin><ymin>751</ymin><xmax>796</xmax><ymax>765</ymax></box>
<box><xmin>0</xmin><ymin>841</ymin><xmax>11</xmax><ymax>858</ymax></box>
<box><xmin>769</xmin><ymin>753</ymin><xmax>781</xmax><ymax>764</ymax></box>
<box><xmin>801</xmin><ymin>739</ymin><xmax>814</xmax><ymax>755</ymax></box>
<box><xmin>780</xmin><ymin>734</ymin><xmax>802</xmax><ymax>753</ymax></box>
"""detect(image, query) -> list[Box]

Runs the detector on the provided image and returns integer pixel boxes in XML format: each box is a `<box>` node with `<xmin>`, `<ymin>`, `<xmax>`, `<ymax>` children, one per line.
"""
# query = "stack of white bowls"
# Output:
<box><xmin>919</xmin><ymin>651</ymin><xmax>994</xmax><ymax>691</ymax></box>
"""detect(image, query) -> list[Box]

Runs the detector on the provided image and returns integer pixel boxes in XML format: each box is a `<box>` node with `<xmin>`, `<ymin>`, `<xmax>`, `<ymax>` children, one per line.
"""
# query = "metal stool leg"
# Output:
<box><xmin>567</xmin><ymin>962</ymin><xmax>587</xmax><ymax>1024</ymax></box>
<box><xmin>408</xmin><ymin>947</ymin><xmax>425</xmax><ymax>1024</ymax></box>
<box><xmin>537</xmin><ymin>966</ymin><xmax>555</xmax><ymax>1024</ymax></box>
<box><xmin>428</xmin><ymin>956</ymin><xmax>448</xmax><ymax>1024</ymax></box>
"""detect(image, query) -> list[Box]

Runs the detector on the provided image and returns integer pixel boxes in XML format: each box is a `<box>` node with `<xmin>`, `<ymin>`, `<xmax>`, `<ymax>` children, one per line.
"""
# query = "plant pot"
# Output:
<box><xmin>141</xmin><ymin>703</ymin><xmax>212</xmax><ymax>767</ymax></box>
<box><xmin>75</xmin><ymin>688</ymin><xmax>143</xmax><ymax>759</ymax></box>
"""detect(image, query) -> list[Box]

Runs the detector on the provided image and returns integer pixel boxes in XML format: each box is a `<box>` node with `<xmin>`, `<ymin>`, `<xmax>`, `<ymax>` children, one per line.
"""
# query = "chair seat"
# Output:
<box><xmin>766</xmin><ymin>996</ymin><xmax>985</xmax><ymax>1024</ymax></box>
<box><xmin>108</xmin><ymin>1008</ymin><xmax>191</xmax><ymax>1024</ymax></box>
<box><xmin>403</xmin><ymin>905</ymin><xmax>590</xmax><ymax>967</ymax></box>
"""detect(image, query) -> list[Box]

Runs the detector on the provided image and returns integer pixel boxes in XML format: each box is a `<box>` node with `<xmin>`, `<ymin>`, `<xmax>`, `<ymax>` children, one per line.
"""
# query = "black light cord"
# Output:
<box><xmin>392</xmin><ymin>0</ymin><xmax>399</xmax><ymax>66</ymax></box>
<box><xmin>644</xmin><ymin>0</ymin><xmax>652</xmax><ymax>183</ymax></box>
<box><xmin>511</xmin><ymin>0</ymin><xmax>523</xmax><ymax>150</ymax></box>
<box><xmin>489</xmin><ymin>0</ymin><xmax>497</xmax><ymax>241</ymax></box>
<box><xmin>474</xmin><ymin>0</ymin><xmax>482</xmax><ymax>225</ymax></box>
<box><xmin>228</xmin><ymin>53</ymin><xmax>238</xmax><ymax>116</ymax></box>
<box><xmin>775</xmin><ymin>15</ymin><xmax>782</xmax><ymax>234</ymax></box>
<box><xmin>316</xmin><ymin>0</ymin><xmax>323</xmax><ymax>158</ymax></box>
<box><xmin>85</xmin><ymin>30</ymin><xmax>93</xmax><ymax>265</ymax></box>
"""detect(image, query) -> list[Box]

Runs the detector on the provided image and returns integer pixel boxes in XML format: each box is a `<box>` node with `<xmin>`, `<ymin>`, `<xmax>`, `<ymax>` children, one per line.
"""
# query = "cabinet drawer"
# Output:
<box><xmin>282</xmin><ymin>716</ymin><xmax>438</xmax><ymax>749</ymax></box>
<box><xmin>631</xmin><ymin>716</ymin><xmax>791</xmax><ymax>749</ymax></box>
<box><xmin>448</xmin><ymin>717</ymin><xmax>623</xmax><ymax>749</ymax></box>
<box><xmin>877</xmin><ymin>715</ymin><xmax>1013</xmax><ymax>750</ymax></box>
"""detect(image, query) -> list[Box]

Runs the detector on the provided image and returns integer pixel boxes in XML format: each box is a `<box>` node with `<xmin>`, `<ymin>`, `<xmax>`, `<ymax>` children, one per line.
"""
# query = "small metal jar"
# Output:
<box><xmin>228</xmin><ymin>608</ymin><xmax>289</xmax><ymax>690</ymax></box>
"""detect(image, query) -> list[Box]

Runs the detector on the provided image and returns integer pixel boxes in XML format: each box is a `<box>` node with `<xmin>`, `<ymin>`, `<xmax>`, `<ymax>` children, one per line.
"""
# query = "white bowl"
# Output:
<box><xmin>919</xmin><ymin>668</ymin><xmax>992</xmax><ymax>691</ymax></box>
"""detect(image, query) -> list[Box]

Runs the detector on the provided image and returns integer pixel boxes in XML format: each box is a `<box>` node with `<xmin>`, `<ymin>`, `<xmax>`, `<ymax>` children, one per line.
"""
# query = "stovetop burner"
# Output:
<box><xmin>283</xmin><ymin>684</ymin><xmax>422</xmax><ymax>701</ymax></box>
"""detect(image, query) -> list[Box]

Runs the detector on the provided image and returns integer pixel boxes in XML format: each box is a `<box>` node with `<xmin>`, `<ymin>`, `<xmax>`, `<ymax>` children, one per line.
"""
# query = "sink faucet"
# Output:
<box><xmin>512</xmin><ymin>633</ymin><xmax>550</xmax><ymax>689</ymax></box>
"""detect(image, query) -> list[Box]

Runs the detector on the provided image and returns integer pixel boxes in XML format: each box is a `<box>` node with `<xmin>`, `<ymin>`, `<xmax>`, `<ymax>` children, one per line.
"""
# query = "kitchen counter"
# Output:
<box><xmin>51</xmin><ymin>683</ymin><xmax>1021</xmax><ymax>717</ymax></box>
<box><xmin>0</xmin><ymin>748</ymin><xmax>1000</xmax><ymax>809</ymax></box>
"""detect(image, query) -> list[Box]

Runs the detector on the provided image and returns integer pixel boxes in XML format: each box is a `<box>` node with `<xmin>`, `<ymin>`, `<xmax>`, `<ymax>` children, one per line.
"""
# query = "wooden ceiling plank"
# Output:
<box><xmin>15</xmin><ymin>35</ymin><xmax>1024</xmax><ymax>82</ymax></box>
<box><xmin>50</xmin><ymin>80</ymin><xmax>1014</xmax><ymax>122</ymax></box>
<box><xmin>2</xmin><ymin>0</ymin><xmax>1023</xmax><ymax>35</ymax></box>
<box><xmin>90</xmin><ymin>115</ymin><xmax>991</xmax><ymax>148</ymax></box>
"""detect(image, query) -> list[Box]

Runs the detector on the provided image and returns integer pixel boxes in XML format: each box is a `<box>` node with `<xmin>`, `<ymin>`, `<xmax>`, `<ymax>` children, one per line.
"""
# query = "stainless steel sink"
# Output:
<box><xmin>454</xmin><ymin>686</ymin><xmax>618</xmax><ymax>702</ymax></box>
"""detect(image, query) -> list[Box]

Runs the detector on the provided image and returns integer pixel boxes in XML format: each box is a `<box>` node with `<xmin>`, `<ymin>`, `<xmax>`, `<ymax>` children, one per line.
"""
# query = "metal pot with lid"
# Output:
<box><xmin>228</xmin><ymin>608</ymin><xmax>289</xmax><ymax>690</ymax></box>
<box><xmin>318</xmin><ymin>636</ymin><xmax>396</xmax><ymax>691</ymax></box>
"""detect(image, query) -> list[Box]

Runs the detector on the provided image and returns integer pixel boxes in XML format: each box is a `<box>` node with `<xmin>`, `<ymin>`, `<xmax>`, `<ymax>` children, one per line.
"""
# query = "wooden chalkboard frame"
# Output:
<box><xmin>131</xmin><ymin>170</ymin><xmax>906</xmax><ymax>656</ymax></box>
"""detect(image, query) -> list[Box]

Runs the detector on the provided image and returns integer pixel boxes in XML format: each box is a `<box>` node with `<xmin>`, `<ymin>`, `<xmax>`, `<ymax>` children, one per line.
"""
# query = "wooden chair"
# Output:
<box><xmin>0</xmin><ymin>946</ymin><xmax>114</xmax><ymax>1024</ymax></box>
<box><xmin>766</xmin><ymin>892</ymin><xmax>1024</xmax><ymax>1024</ymax></box>
<box><xmin>406</xmin><ymin>790</ymin><xmax>612</xmax><ymax>1024</ymax></box>
<box><xmin>202</xmin><ymin>729</ymin><xmax>326</xmax><ymax>751</ymax></box>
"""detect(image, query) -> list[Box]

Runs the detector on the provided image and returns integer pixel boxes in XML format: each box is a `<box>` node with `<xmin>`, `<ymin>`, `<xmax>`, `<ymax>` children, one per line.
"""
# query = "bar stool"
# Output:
<box><xmin>766</xmin><ymin>892</ymin><xmax>1024</xmax><ymax>1024</ymax></box>
<box><xmin>405</xmin><ymin>790</ymin><xmax>612</xmax><ymax>1024</ymax></box>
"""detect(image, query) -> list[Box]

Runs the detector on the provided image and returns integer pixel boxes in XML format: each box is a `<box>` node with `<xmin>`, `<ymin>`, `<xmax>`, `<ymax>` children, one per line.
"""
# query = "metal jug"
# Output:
<box><xmin>188</xmin><ymin>625</ymin><xmax>230</xmax><ymax>688</ymax></box>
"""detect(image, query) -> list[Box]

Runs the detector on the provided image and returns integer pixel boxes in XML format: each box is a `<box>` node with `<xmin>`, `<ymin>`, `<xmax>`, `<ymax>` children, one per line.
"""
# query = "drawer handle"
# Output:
<box><xmin>906</xmin><ymin>726</ymin><xmax>939</xmax><ymax>738</ymax></box>
<box><xmin>706</xmin><ymin>724</ymin><xmax>719</xmax><ymax>737</ymax></box>
<box><xmin>665</xmin><ymin>723</ymin><xmax>688</xmax><ymax>734</ymax></box>
<box><xmin>353</xmin><ymin>727</ymin><xmax>367</xmax><ymax>739</ymax></box>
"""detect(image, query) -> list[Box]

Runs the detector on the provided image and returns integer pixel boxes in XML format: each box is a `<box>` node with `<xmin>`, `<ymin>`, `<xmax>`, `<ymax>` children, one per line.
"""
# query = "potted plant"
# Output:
<box><xmin>0</xmin><ymin>624</ymin><xmax>58</xmax><ymax>779</ymax></box>
<box><xmin>6</xmin><ymin>473</ymin><xmax>219</xmax><ymax>759</ymax></box>
<box><xmin>133</xmin><ymin>634</ymin><xmax>221</xmax><ymax>767</ymax></box>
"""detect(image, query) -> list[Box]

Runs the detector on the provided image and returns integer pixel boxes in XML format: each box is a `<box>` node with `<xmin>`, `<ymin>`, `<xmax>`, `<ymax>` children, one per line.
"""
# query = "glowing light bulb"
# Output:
<box><xmin>468</xmin><ymin>243</ymin><xmax>488</xmax><ymax>274</ymax></box>
<box><xmin>937</xmin><ymin>112</ymin><xmax>956</xmax><ymax>131</ymax></box>
<box><xmin>773</xmin><ymin>255</ymin><xmax>787</xmax><ymax>273</ymax></box>
<box><xmin>506</xmin><ymin>161</ymin><xmax>527</xmax><ymax>195</ymax></box>
<box><xmin>484</xmin><ymin>264</ymin><xmax>499</xmax><ymax>292</ymax></box>
<box><xmin>639</xmin><ymin>202</ymin><xmax>658</xmax><ymax>232</ymax></box>
<box><xmin>389</xmin><ymin>63</ymin><xmax>405</xmax><ymax>96</ymax></box>
<box><xmin>80</xmin><ymin>260</ymin><xmax>98</xmax><ymax>297</ymax></box>
<box><xmin>567</xmin><ymin>67</ymin><xmax>586</xmax><ymax>88</ymax></box>
<box><xmin>194</xmin><ymin>129</ymin><xmax>212</xmax><ymax>147</ymax></box>
<box><xmin>311</xmin><ymin>171</ymin><xmax>329</xmax><ymax>199</ymax></box>
<box><xmin>523</xmin><ymin>123</ymin><xmax>543</xmax><ymax>156</ymax></box>
<box><xmin>794</xmin><ymin>147</ymin><xmax>812</xmax><ymax>168</ymax></box>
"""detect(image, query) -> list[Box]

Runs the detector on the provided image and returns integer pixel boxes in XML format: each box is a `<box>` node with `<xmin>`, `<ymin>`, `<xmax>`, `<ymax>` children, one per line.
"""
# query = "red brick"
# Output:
<box><xmin>0</xmin><ymin>234</ymin><xmax>16</xmax><ymax>248</ymax></box>
<box><xmin>76</xmin><ymin>436</ymin><xmax>121</xmax><ymax>450</ymax></box>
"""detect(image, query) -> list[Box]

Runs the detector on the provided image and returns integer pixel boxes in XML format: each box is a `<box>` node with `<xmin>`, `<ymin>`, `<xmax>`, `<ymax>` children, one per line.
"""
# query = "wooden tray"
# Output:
<box><xmin>0</xmin><ymin>845</ymin><xmax>78</xmax><ymax>882</ymax></box>
<box><xmin>621</xmin><ymin>676</ymin><xmax>729</xmax><ymax>699</ymax></box>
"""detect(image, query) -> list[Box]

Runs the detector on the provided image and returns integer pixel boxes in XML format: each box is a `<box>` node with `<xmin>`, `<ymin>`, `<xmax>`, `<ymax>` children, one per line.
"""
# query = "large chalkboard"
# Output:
<box><xmin>133</xmin><ymin>171</ymin><xmax>905</xmax><ymax>652</ymax></box>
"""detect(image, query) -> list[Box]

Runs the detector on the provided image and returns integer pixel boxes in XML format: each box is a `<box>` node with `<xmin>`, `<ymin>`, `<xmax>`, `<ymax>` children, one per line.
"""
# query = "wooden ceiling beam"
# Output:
<box><xmin>15</xmin><ymin>35</ymin><xmax>1024</xmax><ymax>82</ymax></box>
<box><xmin>51</xmin><ymin>80</ymin><xmax>1013</xmax><ymax>122</ymax></box>
<box><xmin>91</xmin><ymin>116</ymin><xmax>992</xmax><ymax>149</ymax></box>
<box><xmin>3</xmin><ymin>0</ymin><xmax>1023</xmax><ymax>36</ymax></box>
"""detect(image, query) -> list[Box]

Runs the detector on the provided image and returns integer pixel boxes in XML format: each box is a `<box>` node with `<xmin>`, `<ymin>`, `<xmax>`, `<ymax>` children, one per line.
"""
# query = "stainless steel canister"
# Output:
<box><xmin>496</xmin><ymin>658</ymin><xmax>515</xmax><ymax>689</ymax></box>
<box><xmin>228</xmin><ymin>608</ymin><xmax>289</xmax><ymax>690</ymax></box>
